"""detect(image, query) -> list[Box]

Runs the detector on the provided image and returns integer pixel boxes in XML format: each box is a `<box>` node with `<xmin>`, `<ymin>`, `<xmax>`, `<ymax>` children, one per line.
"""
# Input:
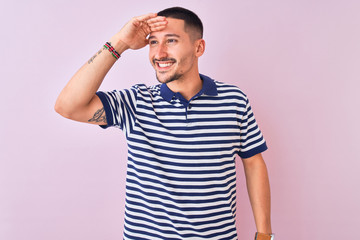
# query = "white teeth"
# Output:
<box><xmin>158</xmin><ymin>62</ymin><xmax>173</xmax><ymax>68</ymax></box>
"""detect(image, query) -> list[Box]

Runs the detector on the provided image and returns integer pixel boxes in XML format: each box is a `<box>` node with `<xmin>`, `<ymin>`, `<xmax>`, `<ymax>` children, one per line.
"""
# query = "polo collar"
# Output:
<box><xmin>160</xmin><ymin>74</ymin><xmax>218</xmax><ymax>102</ymax></box>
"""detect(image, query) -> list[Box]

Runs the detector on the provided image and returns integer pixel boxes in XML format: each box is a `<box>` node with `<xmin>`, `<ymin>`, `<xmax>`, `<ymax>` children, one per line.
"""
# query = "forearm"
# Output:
<box><xmin>55</xmin><ymin>37</ymin><xmax>128</xmax><ymax>116</ymax></box>
<box><xmin>242</xmin><ymin>154</ymin><xmax>272</xmax><ymax>234</ymax></box>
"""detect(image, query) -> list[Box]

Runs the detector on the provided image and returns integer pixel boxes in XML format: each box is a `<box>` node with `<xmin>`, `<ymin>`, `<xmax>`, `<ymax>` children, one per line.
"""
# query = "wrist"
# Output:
<box><xmin>254</xmin><ymin>232</ymin><xmax>275</xmax><ymax>240</ymax></box>
<box><xmin>108</xmin><ymin>36</ymin><xmax>129</xmax><ymax>55</ymax></box>
<box><xmin>256</xmin><ymin>220</ymin><xmax>272</xmax><ymax>235</ymax></box>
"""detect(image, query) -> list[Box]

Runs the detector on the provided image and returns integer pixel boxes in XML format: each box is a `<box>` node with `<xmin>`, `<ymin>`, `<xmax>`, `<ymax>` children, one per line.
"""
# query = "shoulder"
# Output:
<box><xmin>98</xmin><ymin>83</ymin><xmax>162</xmax><ymax>103</ymax></box>
<box><xmin>136</xmin><ymin>83</ymin><xmax>162</xmax><ymax>95</ymax></box>
<box><xmin>213</xmin><ymin>80</ymin><xmax>249</xmax><ymax>102</ymax></box>
<box><xmin>129</xmin><ymin>83</ymin><xmax>163</xmax><ymax>102</ymax></box>
<box><xmin>130</xmin><ymin>83</ymin><xmax>160</xmax><ymax>92</ymax></box>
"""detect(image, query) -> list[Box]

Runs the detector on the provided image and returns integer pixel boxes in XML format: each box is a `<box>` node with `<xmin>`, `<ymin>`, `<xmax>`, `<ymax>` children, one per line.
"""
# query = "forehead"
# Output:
<box><xmin>149</xmin><ymin>18</ymin><xmax>187</xmax><ymax>39</ymax></box>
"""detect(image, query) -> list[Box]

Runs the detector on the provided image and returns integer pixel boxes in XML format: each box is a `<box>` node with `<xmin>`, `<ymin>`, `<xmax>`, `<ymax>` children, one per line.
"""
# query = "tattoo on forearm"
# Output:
<box><xmin>88</xmin><ymin>47</ymin><xmax>106</xmax><ymax>64</ymax></box>
<box><xmin>88</xmin><ymin>107</ymin><xmax>107</xmax><ymax>123</ymax></box>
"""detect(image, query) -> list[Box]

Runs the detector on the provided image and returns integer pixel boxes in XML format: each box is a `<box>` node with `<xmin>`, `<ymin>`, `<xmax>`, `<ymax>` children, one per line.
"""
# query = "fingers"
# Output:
<box><xmin>149</xmin><ymin>24</ymin><xmax>167</xmax><ymax>32</ymax></box>
<box><xmin>130</xmin><ymin>13</ymin><xmax>168</xmax><ymax>40</ymax></box>
<box><xmin>134</xmin><ymin>12</ymin><xmax>158</xmax><ymax>22</ymax></box>
<box><xmin>132</xmin><ymin>13</ymin><xmax>158</xmax><ymax>28</ymax></box>
<box><xmin>146</xmin><ymin>16</ymin><xmax>166</xmax><ymax>24</ymax></box>
<box><xmin>148</xmin><ymin>19</ymin><xmax>167</xmax><ymax>32</ymax></box>
<box><xmin>132</xmin><ymin>14</ymin><xmax>167</xmax><ymax>31</ymax></box>
<box><xmin>146</xmin><ymin>16</ymin><xmax>167</xmax><ymax>32</ymax></box>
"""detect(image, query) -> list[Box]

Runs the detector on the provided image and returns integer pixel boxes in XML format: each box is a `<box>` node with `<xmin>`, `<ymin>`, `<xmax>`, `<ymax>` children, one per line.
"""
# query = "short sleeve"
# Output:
<box><xmin>96</xmin><ymin>86</ymin><xmax>138</xmax><ymax>134</ymax></box>
<box><xmin>238</xmin><ymin>98</ymin><xmax>268</xmax><ymax>159</ymax></box>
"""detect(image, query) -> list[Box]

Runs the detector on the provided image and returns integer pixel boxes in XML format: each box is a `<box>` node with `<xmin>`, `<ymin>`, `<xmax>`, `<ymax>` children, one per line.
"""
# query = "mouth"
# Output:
<box><xmin>153</xmin><ymin>58</ymin><xmax>176</xmax><ymax>71</ymax></box>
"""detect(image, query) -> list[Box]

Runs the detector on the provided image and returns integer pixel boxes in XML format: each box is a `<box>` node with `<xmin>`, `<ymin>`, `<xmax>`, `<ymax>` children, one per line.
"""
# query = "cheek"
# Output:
<box><xmin>149</xmin><ymin>47</ymin><xmax>157</xmax><ymax>58</ymax></box>
<box><xmin>149</xmin><ymin>51</ymin><xmax>155</xmax><ymax>65</ymax></box>
<box><xmin>179</xmin><ymin>50</ymin><xmax>196</xmax><ymax>66</ymax></box>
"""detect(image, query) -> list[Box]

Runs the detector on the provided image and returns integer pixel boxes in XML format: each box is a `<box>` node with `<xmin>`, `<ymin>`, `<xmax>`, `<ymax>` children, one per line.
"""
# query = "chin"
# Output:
<box><xmin>156</xmin><ymin>72</ymin><xmax>182</xmax><ymax>84</ymax></box>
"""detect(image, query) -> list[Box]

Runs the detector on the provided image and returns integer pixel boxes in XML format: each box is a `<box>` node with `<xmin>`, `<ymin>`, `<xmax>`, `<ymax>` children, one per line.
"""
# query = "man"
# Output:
<box><xmin>55</xmin><ymin>7</ymin><xmax>273</xmax><ymax>240</ymax></box>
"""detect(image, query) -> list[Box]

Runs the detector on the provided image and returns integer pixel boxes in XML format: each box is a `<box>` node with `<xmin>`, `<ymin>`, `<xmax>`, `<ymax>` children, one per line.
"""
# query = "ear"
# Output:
<box><xmin>195</xmin><ymin>39</ymin><xmax>205</xmax><ymax>57</ymax></box>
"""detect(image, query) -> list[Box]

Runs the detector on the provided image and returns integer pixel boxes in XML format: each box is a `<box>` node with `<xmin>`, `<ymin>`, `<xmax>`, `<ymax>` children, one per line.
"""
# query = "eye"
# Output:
<box><xmin>167</xmin><ymin>39</ymin><xmax>177</xmax><ymax>44</ymax></box>
<box><xmin>149</xmin><ymin>40</ymin><xmax>158</xmax><ymax>46</ymax></box>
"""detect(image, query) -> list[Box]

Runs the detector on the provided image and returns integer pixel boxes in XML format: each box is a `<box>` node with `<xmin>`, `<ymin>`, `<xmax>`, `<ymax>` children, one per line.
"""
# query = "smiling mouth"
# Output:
<box><xmin>154</xmin><ymin>58</ymin><xmax>176</xmax><ymax>70</ymax></box>
<box><xmin>157</xmin><ymin>62</ymin><xmax>174</xmax><ymax>68</ymax></box>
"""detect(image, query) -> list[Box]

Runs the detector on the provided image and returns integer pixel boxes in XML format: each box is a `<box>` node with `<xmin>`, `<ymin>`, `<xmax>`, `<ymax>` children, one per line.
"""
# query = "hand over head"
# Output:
<box><xmin>114</xmin><ymin>13</ymin><xmax>168</xmax><ymax>50</ymax></box>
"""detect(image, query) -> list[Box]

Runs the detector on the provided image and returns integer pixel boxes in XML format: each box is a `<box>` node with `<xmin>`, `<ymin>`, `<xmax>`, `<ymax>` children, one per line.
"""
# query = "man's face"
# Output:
<box><xmin>148</xmin><ymin>18</ymin><xmax>198</xmax><ymax>84</ymax></box>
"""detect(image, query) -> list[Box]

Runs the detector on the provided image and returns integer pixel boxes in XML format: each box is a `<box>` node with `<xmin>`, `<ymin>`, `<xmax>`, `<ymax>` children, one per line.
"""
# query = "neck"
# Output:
<box><xmin>166</xmin><ymin>60</ymin><xmax>203</xmax><ymax>101</ymax></box>
<box><xmin>166</xmin><ymin>73</ymin><xmax>202</xmax><ymax>101</ymax></box>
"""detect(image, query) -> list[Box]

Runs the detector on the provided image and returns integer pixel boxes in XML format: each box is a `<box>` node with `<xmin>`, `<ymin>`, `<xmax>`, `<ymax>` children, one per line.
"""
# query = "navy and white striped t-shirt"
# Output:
<box><xmin>96</xmin><ymin>74</ymin><xmax>267</xmax><ymax>240</ymax></box>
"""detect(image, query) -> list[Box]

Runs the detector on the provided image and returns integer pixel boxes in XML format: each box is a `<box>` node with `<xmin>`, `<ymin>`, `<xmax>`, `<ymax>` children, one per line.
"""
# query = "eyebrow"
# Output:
<box><xmin>148</xmin><ymin>34</ymin><xmax>181</xmax><ymax>40</ymax></box>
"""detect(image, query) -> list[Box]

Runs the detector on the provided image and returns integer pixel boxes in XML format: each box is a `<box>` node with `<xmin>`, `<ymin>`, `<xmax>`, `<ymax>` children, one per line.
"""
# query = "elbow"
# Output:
<box><xmin>54</xmin><ymin>103</ymin><xmax>64</xmax><ymax>117</ymax></box>
<box><xmin>54</xmin><ymin>97</ymin><xmax>72</xmax><ymax>119</ymax></box>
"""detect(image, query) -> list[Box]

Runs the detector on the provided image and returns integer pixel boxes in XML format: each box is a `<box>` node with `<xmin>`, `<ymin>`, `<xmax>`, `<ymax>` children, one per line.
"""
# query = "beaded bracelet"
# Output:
<box><xmin>104</xmin><ymin>42</ymin><xmax>120</xmax><ymax>60</ymax></box>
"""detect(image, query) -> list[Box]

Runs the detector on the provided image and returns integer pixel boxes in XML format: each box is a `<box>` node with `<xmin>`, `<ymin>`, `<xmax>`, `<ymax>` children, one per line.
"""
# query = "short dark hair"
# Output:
<box><xmin>157</xmin><ymin>7</ymin><xmax>203</xmax><ymax>39</ymax></box>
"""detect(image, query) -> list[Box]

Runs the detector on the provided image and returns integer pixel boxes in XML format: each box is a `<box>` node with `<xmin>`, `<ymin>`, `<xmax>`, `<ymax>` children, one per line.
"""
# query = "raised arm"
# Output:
<box><xmin>54</xmin><ymin>13</ymin><xmax>167</xmax><ymax>125</ymax></box>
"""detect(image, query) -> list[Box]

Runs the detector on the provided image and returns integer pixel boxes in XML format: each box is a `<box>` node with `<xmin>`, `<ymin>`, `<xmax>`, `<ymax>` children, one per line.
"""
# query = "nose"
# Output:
<box><xmin>155</xmin><ymin>43</ymin><xmax>168</xmax><ymax>60</ymax></box>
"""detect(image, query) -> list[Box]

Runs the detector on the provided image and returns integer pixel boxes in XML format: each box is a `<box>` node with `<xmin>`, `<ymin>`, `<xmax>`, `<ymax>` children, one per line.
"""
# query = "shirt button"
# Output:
<box><xmin>188</xmin><ymin>105</ymin><xmax>192</xmax><ymax>109</ymax></box>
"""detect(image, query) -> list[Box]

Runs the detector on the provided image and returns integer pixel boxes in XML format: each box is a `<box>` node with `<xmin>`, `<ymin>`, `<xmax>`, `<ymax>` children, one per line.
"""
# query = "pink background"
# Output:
<box><xmin>1</xmin><ymin>0</ymin><xmax>359</xmax><ymax>239</ymax></box>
